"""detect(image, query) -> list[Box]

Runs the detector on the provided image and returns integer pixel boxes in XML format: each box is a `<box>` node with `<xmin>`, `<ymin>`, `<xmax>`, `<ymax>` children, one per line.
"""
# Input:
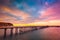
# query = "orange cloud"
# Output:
<box><xmin>2</xmin><ymin>6</ymin><xmax>30</xmax><ymax>20</ymax></box>
<box><xmin>0</xmin><ymin>6</ymin><xmax>32</xmax><ymax>24</ymax></box>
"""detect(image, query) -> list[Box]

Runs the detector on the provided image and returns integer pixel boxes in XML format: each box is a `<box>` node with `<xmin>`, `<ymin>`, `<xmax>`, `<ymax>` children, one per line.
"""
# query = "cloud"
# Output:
<box><xmin>0</xmin><ymin>0</ymin><xmax>60</xmax><ymax>24</ymax></box>
<box><xmin>0</xmin><ymin>5</ymin><xmax>32</xmax><ymax>24</ymax></box>
<box><xmin>39</xmin><ymin>2</ymin><xmax>60</xmax><ymax>21</ymax></box>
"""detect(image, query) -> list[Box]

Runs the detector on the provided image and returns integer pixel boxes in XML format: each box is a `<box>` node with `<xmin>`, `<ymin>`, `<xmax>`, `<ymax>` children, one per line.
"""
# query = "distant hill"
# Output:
<box><xmin>0</xmin><ymin>22</ymin><xmax>13</xmax><ymax>26</ymax></box>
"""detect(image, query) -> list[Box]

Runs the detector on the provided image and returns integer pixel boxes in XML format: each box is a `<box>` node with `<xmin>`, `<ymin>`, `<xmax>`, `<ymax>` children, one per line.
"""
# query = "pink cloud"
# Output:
<box><xmin>39</xmin><ymin>3</ymin><xmax>60</xmax><ymax>21</ymax></box>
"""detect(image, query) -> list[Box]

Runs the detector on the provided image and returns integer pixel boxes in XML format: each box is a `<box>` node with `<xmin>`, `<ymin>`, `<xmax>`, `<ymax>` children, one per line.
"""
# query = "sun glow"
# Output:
<box><xmin>13</xmin><ymin>20</ymin><xmax>60</xmax><ymax>26</ymax></box>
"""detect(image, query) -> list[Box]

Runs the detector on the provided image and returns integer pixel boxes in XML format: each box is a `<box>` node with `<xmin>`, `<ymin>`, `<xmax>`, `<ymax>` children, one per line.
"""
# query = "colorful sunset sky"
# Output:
<box><xmin>0</xmin><ymin>0</ymin><xmax>60</xmax><ymax>26</ymax></box>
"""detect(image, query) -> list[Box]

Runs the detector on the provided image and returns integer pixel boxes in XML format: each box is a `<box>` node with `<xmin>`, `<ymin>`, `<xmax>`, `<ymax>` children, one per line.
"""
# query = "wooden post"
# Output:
<box><xmin>15</xmin><ymin>28</ymin><xmax>18</xmax><ymax>35</ymax></box>
<box><xmin>10</xmin><ymin>28</ymin><xmax>13</xmax><ymax>37</ymax></box>
<box><xmin>4</xmin><ymin>28</ymin><xmax>7</xmax><ymax>38</ymax></box>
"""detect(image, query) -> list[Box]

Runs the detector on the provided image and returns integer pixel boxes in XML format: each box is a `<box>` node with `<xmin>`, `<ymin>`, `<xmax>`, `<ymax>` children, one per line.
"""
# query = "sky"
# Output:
<box><xmin>0</xmin><ymin>0</ymin><xmax>60</xmax><ymax>25</ymax></box>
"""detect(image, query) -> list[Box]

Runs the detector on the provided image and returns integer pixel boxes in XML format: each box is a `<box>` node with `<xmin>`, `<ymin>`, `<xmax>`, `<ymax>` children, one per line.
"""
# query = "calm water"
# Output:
<box><xmin>0</xmin><ymin>27</ymin><xmax>60</xmax><ymax>40</ymax></box>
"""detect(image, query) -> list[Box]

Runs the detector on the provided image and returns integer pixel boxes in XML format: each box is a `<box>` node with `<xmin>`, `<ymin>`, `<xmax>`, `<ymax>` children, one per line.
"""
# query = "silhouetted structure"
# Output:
<box><xmin>0</xmin><ymin>22</ymin><xmax>13</xmax><ymax>26</ymax></box>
